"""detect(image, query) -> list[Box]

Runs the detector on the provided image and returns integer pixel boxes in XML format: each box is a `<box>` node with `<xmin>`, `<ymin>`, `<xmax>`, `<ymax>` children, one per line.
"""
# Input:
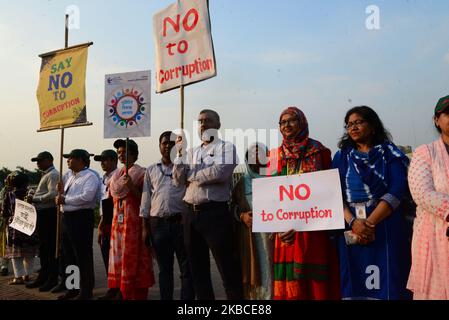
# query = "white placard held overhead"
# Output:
<box><xmin>153</xmin><ymin>0</ymin><xmax>216</xmax><ymax>93</ymax></box>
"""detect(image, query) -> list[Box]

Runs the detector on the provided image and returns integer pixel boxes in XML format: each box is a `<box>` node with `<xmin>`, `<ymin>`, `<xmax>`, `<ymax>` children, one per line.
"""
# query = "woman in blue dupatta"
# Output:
<box><xmin>332</xmin><ymin>106</ymin><xmax>412</xmax><ymax>300</ymax></box>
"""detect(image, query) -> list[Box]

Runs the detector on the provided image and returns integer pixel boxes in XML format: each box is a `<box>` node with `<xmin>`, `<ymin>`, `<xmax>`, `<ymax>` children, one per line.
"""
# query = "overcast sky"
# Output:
<box><xmin>0</xmin><ymin>0</ymin><xmax>448</xmax><ymax>174</ymax></box>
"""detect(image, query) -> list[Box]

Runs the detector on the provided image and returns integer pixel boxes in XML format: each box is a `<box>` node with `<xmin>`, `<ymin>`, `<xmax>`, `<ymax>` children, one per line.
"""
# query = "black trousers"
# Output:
<box><xmin>99</xmin><ymin>233</ymin><xmax>111</xmax><ymax>273</ymax></box>
<box><xmin>183</xmin><ymin>202</ymin><xmax>243</xmax><ymax>300</ymax></box>
<box><xmin>61</xmin><ymin>210</ymin><xmax>95</xmax><ymax>293</ymax></box>
<box><xmin>36</xmin><ymin>207</ymin><xmax>59</xmax><ymax>281</ymax></box>
<box><xmin>150</xmin><ymin>216</ymin><xmax>194</xmax><ymax>300</ymax></box>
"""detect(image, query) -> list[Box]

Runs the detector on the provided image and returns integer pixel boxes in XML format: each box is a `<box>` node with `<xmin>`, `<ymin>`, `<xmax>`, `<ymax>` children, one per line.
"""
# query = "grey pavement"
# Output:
<box><xmin>0</xmin><ymin>229</ymin><xmax>226</xmax><ymax>300</ymax></box>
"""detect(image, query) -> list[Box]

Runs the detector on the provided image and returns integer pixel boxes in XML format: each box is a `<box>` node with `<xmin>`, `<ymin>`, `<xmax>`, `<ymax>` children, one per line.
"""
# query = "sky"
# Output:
<box><xmin>0</xmin><ymin>0</ymin><xmax>448</xmax><ymax>174</ymax></box>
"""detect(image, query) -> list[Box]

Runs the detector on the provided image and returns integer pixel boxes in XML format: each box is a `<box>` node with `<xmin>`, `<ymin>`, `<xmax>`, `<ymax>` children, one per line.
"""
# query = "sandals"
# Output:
<box><xmin>8</xmin><ymin>276</ymin><xmax>30</xmax><ymax>285</ymax></box>
<box><xmin>8</xmin><ymin>277</ymin><xmax>25</xmax><ymax>285</ymax></box>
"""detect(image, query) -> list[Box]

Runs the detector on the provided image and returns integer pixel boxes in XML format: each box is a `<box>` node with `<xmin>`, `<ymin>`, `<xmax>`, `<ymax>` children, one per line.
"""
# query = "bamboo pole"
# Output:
<box><xmin>180</xmin><ymin>85</ymin><xmax>185</xmax><ymax>130</ymax></box>
<box><xmin>55</xmin><ymin>14</ymin><xmax>70</xmax><ymax>259</ymax></box>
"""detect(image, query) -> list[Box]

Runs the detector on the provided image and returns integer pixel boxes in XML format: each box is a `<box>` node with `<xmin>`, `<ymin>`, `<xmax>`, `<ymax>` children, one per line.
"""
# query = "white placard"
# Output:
<box><xmin>252</xmin><ymin>169</ymin><xmax>345</xmax><ymax>233</ymax></box>
<box><xmin>153</xmin><ymin>0</ymin><xmax>216</xmax><ymax>93</ymax></box>
<box><xmin>104</xmin><ymin>70</ymin><xmax>151</xmax><ymax>139</ymax></box>
<box><xmin>9</xmin><ymin>200</ymin><xmax>37</xmax><ymax>236</ymax></box>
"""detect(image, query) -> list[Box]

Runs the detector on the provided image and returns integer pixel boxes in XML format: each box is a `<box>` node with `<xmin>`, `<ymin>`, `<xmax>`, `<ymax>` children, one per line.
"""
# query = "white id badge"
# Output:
<box><xmin>118</xmin><ymin>213</ymin><xmax>124</xmax><ymax>224</ymax></box>
<box><xmin>355</xmin><ymin>204</ymin><xmax>367</xmax><ymax>219</ymax></box>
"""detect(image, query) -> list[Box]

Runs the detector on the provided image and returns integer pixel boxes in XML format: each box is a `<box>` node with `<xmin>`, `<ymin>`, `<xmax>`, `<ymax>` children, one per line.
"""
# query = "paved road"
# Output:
<box><xmin>0</xmin><ymin>230</ymin><xmax>226</xmax><ymax>300</ymax></box>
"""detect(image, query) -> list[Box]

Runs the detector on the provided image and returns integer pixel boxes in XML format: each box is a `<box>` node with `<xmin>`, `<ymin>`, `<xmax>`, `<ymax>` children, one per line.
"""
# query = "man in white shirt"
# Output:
<box><xmin>173</xmin><ymin>109</ymin><xmax>243</xmax><ymax>300</ymax></box>
<box><xmin>55</xmin><ymin>149</ymin><xmax>101</xmax><ymax>300</ymax></box>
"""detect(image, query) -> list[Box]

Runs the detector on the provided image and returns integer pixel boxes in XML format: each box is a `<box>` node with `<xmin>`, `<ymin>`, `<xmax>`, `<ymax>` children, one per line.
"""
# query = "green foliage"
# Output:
<box><xmin>0</xmin><ymin>167</ymin><xmax>12</xmax><ymax>187</ymax></box>
<box><xmin>0</xmin><ymin>166</ymin><xmax>41</xmax><ymax>187</ymax></box>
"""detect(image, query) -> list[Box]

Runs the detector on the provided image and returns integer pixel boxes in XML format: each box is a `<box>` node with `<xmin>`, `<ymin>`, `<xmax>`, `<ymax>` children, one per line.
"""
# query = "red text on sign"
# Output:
<box><xmin>162</xmin><ymin>8</ymin><xmax>200</xmax><ymax>56</ymax></box>
<box><xmin>163</xmin><ymin>8</ymin><xmax>200</xmax><ymax>37</ymax></box>
<box><xmin>166</xmin><ymin>40</ymin><xmax>189</xmax><ymax>56</ymax></box>
<box><xmin>279</xmin><ymin>184</ymin><xmax>311</xmax><ymax>202</ymax></box>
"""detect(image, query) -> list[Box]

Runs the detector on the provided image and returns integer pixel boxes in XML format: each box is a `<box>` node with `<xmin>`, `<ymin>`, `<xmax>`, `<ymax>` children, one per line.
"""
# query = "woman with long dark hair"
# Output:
<box><xmin>333</xmin><ymin>106</ymin><xmax>411</xmax><ymax>300</ymax></box>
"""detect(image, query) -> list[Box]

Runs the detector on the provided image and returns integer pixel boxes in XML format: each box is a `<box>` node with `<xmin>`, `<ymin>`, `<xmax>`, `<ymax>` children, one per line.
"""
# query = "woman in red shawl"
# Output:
<box><xmin>107</xmin><ymin>139</ymin><xmax>154</xmax><ymax>300</ymax></box>
<box><xmin>270</xmin><ymin>107</ymin><xmax>340</xmax><ymax>300</ymax></box>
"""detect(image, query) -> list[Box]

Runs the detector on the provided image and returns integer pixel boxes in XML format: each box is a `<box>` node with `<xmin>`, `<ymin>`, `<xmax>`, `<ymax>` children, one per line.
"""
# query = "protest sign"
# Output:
<box><xmin>252</xmin><ymin>169</ymin><xmax>345</xmax><ymax>233</ymax></box>
<box><xmin>153</xmin><ymin>0</ymin><xmax>216</xmax><ymax>93</ymax></box>
<box><xmin>104</xmin><ymin>70</ymin><xmax>151</xmax><ymax>138</ymax></box>
<box><xmin>9</xmin><ymin>200</ymin><xmax>37</xmax><ymax>236</ymax></box>
<box><xmin>37</xmin><ymin>44</ymin><xmax>90</xmax><ymax>130</ymax></box>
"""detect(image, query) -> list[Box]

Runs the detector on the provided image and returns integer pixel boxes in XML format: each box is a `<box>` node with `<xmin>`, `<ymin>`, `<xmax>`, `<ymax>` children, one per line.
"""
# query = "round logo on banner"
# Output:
<box><xmin>108</xmin><ymin>88</ymin><xmax>147</xmax><ymax>128</ymax></box>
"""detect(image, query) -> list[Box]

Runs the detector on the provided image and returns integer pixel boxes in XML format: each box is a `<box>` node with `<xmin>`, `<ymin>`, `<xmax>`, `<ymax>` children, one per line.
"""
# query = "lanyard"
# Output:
<box><xmin>157</xmin><ymin>163</ymin><xmax>173</xmax><ymax>178</ymax></box>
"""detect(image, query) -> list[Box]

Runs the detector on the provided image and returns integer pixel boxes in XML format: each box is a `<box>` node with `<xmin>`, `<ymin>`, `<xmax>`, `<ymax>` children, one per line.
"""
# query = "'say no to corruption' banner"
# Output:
<box><xmin>252</xmin><ymin>169</ymin><xmax>345</xmax><ymax>233</ymax></box>
<box><xmin>153</xmin><ymin>0</ymin><xmax>216</xmax><ymax>93</ymax></box>
<box><xmin>104</xmin><ymin>71</ymin><xmax>152</xmax><ymax>139</ymax></box>
<box><xmin>37</xmin><ymin>44</ymin><xmax>90</xmax><ymax>130</ymax></box>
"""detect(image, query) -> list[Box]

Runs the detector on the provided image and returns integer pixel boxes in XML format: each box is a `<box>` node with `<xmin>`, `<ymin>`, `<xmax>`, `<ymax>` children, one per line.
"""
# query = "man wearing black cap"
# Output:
<box><xmin>93</xmin><ymin>150</ymin><xmax>118</xmax><ymax>274</ymax></box>
<box><xmin>26</xmin><ymin>152</ymin><xmax>59</xmax><ymax>291</ymax></box>
<box><xmin>55</xmin><ymin>149</ymin><xmax>101</xmax><ymax>300</ymax></box>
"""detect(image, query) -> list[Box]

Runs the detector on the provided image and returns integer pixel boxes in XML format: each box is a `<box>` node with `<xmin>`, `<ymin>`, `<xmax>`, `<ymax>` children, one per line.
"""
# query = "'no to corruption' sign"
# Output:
<box><xmin>153</xmin><ymin>0</ymin><xmax>216</xmax><ymax>93</ymax></box>
<box><xmin>252</xmin><ymin>169</ymin><xmax>345</xmax><ymax>233</ymax></box>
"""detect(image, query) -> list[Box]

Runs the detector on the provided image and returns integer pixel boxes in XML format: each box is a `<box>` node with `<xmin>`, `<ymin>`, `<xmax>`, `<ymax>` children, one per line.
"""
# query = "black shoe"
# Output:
<box><xmin>39</xmin><ymin>279</ymin><xmax>58</xmax><ymax>292</ymax></box>
<box><xmin>51</xmin><ymin>282</ymin><xmax>67</xmax><ymax>294</ymax></box>
<box><xmin>97</xmin><ymin>288</ymin><xmax>120</xmax><ymax>300</ymax></box>
<box><xmin>26</xmin><ymin>277</ymin><xmax>47</xmax><ymax>289</ymax></box>
<box><xmin>57</xmin><ymin>290</ymin><xmax>79</xmax><ymax>300</ymax></box>
<box><xmin>0</xmin><ymin>267</ymin><xmax>8</xmax><ymax>276</ymax></box>
<box><xmin>74</xmin><ymin>290</ymin><xmax>93</xmax><ymax>300</ymax></box>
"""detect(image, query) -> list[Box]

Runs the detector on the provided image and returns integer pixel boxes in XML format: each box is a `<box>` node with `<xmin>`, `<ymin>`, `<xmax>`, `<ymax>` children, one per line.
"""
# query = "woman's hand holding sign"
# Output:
<box><xmin>279</xmin><ymin>229</ymin><xmax>296</xmax><ymax>245</ymax></box>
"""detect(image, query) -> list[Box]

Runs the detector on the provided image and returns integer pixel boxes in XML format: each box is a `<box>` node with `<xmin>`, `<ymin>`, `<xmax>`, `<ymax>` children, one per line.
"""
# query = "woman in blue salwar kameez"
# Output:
<box><xmin>332</xmin><ymin>106</ymin><xmax>412</xmax><ymax>300</ymax></box>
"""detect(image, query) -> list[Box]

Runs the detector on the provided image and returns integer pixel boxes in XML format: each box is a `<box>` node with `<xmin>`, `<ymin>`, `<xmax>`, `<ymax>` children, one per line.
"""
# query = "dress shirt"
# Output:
<box><xmin>173</xmin><ymin>138</ymin><xmax>238</xmax><ymax>205</ymax></box>
<box><xmin>33</xmin><ymin>166</ymin><xmax>59</xmax><ymax>210</ymax></box>
<box><xmin>62</xmin><ymin>168</ymin><xmax>101</xmax><ymax>213</ymax></box>
<box><xmin>140</xmin><ymin>161</ymin><xmax>186</xmax><ymax>218</ymax></box>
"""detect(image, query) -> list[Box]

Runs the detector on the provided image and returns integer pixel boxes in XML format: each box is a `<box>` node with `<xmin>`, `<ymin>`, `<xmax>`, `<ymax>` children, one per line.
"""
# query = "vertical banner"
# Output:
<box><xmin>104</xmin><ymin>70</ymin><xmax>151</xmax><ymax>138</ymax></box>
<box><xmin>153</xmin><ymin>0</ymin><xmax>216</xmax><ymax>93</ymax></box>
<box><xmin>37</xmin><ymin>44</ymin><xmax>90</xmax><ymax>129</ymax></box>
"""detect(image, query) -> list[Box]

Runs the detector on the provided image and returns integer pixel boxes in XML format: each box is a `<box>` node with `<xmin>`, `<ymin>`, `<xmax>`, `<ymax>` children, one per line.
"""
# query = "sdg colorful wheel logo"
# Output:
<box><xmin>108</xmin><ymin>88</ymin><xmax>147</xmax><ymax>128</ymax></box>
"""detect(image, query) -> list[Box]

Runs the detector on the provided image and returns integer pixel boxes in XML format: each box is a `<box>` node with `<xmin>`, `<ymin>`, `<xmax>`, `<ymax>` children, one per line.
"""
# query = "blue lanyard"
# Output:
<box><xmin>157</xmin><ymin>163</ymin><xmax>172</xmax><ymax>178</ymax></box>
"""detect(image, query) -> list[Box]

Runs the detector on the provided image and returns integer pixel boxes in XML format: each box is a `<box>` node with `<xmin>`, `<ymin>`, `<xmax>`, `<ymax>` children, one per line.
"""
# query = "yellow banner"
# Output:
<box><xmin>37</xmin><ymin>45</ymin><xmax>89</xmax><ymax>129</ymax></box>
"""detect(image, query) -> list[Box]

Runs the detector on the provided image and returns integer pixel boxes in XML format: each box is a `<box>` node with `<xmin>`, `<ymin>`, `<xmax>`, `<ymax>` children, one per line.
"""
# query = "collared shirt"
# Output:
<box><xmin>33</xmin><ymin>166</ymin><xmax>59</xmax><ymax>210</ymax></box>
<box><xmin>62</xmin><ymin>168</ymin><xmax>101</xmax><ymax>213</ymax></box>
<box><xmin>173</xmin><ymin>138</ymin><xmax>238</xmax><ymax>205</ymax></box>
<box><xmin>140</xmin><ymin>160</ymin><xmax>186</xmax><ymax>218</ymax></box>
<box><xmin>100</xmin><ymin>169</ymin><xmax>117</xmax><ymax>216</ymax></box>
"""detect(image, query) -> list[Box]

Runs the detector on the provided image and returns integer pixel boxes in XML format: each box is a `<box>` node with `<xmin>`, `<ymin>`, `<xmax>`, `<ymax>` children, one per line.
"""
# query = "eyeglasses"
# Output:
<box><xmin>279</xmin><ymin>119</ymin><xmax>298</xmax><ymax>127</ymax></box>
<box><xmin>197</xmin><ymin>118</ymin><xmax>215</xmax><ymax>125</ymax></box>
<box><xmin>345</xmin><ymin>119</ymin><xmax>366</xmax><ymax>130</ymax></box>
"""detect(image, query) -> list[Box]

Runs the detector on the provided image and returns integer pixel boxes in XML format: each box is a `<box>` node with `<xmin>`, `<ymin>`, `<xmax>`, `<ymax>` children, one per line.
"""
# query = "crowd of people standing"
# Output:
<box><xmin>0</xmin><ymin>96</ymin><xmax>448</xmax><ymax>300</ymax></box>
